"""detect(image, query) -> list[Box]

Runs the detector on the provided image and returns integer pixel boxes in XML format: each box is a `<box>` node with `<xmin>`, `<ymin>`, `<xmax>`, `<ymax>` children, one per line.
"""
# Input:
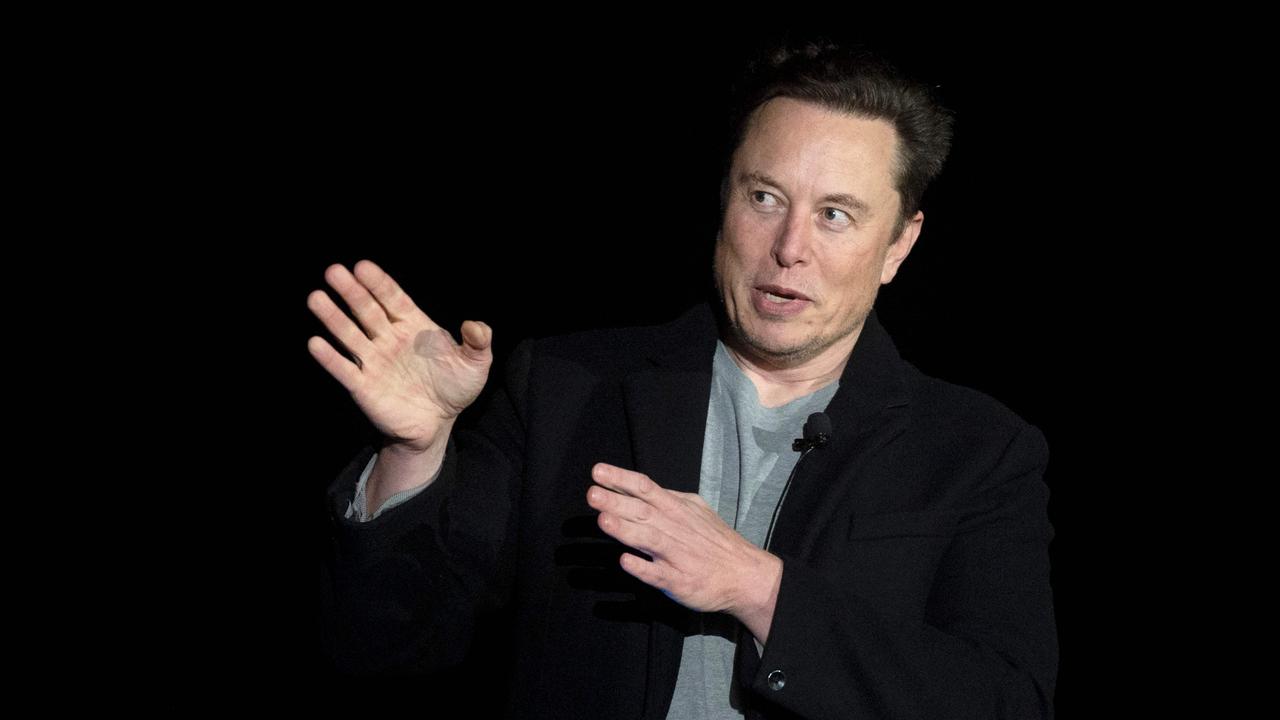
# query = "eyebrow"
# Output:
<box><xmin>739</xmin><ymin>171</ymin><xmax>872</xmax><ymax>216</ymax></box>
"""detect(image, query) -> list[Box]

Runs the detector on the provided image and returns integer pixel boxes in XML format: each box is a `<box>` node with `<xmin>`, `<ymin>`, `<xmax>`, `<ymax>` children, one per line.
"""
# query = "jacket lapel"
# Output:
<box><xmin>763</xmin><ymin>306</ymin><xmax>912</xmax><ymax>558</ymax></box>
<box><xmin>621</xmin><ymin>301</ymin><xmax>721</xmax><ymax>495</ymax></box>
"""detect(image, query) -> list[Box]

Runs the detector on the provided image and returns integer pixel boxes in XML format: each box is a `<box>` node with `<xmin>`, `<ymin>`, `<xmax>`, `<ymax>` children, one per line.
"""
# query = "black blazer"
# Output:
<box><xmin>319</xmin><ymin>301</ymin><xmax>1056</xmax><ymax>719</ymax></box>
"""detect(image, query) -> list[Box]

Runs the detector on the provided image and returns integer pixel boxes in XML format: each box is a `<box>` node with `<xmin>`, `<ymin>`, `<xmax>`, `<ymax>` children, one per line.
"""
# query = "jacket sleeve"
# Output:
<box><xmin>738</xmin><ymin>423</ymin><xmax>1056</xmax><ymax>719</ymax></box>
<box><xmin>317</xmin><ymin>337</ymin><xmax>534</xmax><ymax>675</ymax></box>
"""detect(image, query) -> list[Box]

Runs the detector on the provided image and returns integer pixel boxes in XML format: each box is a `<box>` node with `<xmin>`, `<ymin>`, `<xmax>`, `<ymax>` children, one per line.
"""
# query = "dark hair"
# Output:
<box><xmin>720</xmin><ymin>38</ymin><xmax>955</xmax><ymax>241</ymax></box>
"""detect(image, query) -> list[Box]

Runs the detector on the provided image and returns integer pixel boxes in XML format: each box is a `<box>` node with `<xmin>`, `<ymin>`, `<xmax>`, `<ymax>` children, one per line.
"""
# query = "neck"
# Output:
<box><xmin>722</xmin><ymin>326</ymin><xmax>861</xmax><ymax>408</ymax></box>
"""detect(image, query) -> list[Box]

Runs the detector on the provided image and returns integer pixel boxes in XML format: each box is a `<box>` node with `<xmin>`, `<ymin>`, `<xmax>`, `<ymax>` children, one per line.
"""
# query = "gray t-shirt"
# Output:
<box><xmin>664</xmin><ymin>339</ymin><xmax>839</xmax><ymax>720</ymax></box>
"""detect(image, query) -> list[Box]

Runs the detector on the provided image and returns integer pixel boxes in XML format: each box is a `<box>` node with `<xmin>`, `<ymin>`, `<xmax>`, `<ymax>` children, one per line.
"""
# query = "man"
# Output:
<box><xmin>310</xmin><ymin>40</ymin><xmax>1056</xmax><ymax>719</ymax></box>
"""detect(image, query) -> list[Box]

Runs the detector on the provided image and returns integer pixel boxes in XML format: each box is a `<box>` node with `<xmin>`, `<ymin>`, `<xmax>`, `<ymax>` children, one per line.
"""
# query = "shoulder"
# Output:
<box><xmin>905</xmin><ymin>362</ymin><xmax>1037</xmax><ymax>433</ymax></box>
<box><xmin>898</xmin><ymin>360</ymin><xmax>1050</xmax><ymax>476</ymax></box>
<box><xmin>860</xmin><ymin>309</ymin><xmax>1045</xmax><ymax>457</ymax></box>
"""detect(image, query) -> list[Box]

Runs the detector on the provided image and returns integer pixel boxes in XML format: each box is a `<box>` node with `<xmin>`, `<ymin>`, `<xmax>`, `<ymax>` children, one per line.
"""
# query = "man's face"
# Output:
<box><xmin>713</xmin><ymin>97</ymin><xmax>923</xmax><ymax>369</ymax></box>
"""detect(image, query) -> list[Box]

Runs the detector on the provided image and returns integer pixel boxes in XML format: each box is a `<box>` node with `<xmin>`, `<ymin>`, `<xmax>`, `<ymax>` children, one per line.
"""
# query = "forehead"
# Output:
<box><xmin>733</xmin><ymin>97</ymin><xmax>901</xmax><ymax>212</ymax></box>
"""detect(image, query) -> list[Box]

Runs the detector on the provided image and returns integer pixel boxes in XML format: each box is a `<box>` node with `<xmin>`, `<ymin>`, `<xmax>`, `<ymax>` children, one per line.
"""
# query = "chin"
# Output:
<box><xmin>734</xmin><ymin>322</ymin><xmax>824</xmax><ymax>365</ymax></box>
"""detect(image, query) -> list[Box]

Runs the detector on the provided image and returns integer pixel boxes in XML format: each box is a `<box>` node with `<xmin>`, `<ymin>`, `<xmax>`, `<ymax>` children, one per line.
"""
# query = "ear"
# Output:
<box><xmin>880</xmin><ymin>210</ymin><xmax>924</xmax><ymax>285</ymax></box>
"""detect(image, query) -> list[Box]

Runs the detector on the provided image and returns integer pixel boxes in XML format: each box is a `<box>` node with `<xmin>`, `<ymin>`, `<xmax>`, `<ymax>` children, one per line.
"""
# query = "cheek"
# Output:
<box><xmin>714</xmin><ymin>235</ymin><xmax>752</xmax><ymax>280</ymax></box>
<box><xmin>712</xmin><ymin>242</ymin><xmax>731</xmax><ymax>282</ymax></box>
<box><xmin>722</xmin><ymin>211</ymin><xmax>769</xmax><ymax>258</ymax></box>
<box><xmin>823</xmin><ymin>255</ymin><xmax>882</xmax><ymax>307</ymax></box>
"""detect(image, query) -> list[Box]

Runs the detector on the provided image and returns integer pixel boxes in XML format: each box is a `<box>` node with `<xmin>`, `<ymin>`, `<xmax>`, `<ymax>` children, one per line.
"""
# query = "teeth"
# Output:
<box><xmin>765</xmin><ymin>292</ymin><xmax>792</xmax><ymax>303</ymax></box>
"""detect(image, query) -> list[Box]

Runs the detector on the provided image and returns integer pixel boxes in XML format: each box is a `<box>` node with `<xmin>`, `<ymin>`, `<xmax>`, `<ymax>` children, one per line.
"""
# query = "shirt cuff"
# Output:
<box><xmin>343</xmin><ymin>451</ymin><xmax>442</xmax><ymax>522</ymax></box>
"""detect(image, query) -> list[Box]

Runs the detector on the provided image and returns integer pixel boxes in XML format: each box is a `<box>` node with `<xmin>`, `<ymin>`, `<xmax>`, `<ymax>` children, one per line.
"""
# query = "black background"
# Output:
<box><xmin>176</xmin><ymin>20</ymin><xmax>1158</xmax><ymax>713</ymax></box>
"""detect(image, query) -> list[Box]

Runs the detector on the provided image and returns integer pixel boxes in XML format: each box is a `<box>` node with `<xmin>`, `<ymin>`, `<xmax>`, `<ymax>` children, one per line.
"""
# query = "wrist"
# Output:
<box><xmin>733</xmin><ymin>550</ymin><xmax>783</xmax><ymax>644</ymax></box>
<box><xmin>369</xmin><ymin>427</ymin><xmax>453</xmax><ymax>500</ymax></box>
<box><xmin>380</xmin><ymin>419</ymin><xmax>456</xmax><ymax>456</ymax></box>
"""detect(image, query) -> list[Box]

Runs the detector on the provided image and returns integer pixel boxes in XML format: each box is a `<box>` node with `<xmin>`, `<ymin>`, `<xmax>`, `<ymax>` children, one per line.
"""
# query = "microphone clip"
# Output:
<box><xmin>792</xmin><ymin>412</ymin><xmax>833</xmax><ymax>452</ymax></box>
<box><xmin>791</xmin><ymin>433</ymin><xmax>830</xmax><ymax>452</ymax></box>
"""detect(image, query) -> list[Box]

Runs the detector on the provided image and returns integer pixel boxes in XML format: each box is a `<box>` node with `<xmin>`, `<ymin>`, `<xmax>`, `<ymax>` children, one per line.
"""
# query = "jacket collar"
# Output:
<box><xmin>649</xmin><ymin>298</ymin><xmax>910</xmax><ymax>419</ymax></box>
<box><xmin>624</xmin><ymin>297</ymin><xmax>911</xmax><ymax>496</ymax></box>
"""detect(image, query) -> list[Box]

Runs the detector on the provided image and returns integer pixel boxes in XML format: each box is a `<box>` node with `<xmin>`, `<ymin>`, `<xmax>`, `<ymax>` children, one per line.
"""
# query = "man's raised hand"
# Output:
<box><xmin>306</xmin><ymin>259</ymin><xmax>493</xmax><ymax>453</ymax></box>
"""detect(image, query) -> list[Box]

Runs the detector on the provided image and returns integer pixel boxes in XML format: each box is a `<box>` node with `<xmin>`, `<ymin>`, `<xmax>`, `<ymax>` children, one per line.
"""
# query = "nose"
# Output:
<box><xmin>771</xmin><ymin>209</ymin><xmax>814</xmax><ymax>267</ymax></box>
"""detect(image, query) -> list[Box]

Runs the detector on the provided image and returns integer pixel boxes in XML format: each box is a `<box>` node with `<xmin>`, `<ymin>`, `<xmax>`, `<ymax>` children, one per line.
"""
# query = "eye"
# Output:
<box><xmin>749</xmin><ymin>190</ymin><xmax>779</xmax><ymax>206</ymax></box>
<box><xmin>822</xmin><ymin>207</ymin><xmax>852</xmax><ymax>225</ymax></box>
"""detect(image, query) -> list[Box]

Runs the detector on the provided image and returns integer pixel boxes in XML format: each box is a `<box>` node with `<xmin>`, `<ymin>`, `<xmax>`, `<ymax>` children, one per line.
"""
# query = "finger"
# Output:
<box><xmin>352</xmin><ymin>259</ymin><xmax>424</xmax><ymax>325</ymax></box>
<box><xmin>458</xmin><ymin>320</ymin><xmax>493</xmax><ymax>363</ymax></box>
<box><xmin>306</xmin><ymin>335</ymin><xmax>363</xmax><ymax>392</ymax></box>
<box><xmin>612</xmin><ymin>487</ymin><xmax>732</xmax><ymax>560</ymax></box>
<box><xmin>325</xmin><ymin>263</ymin><xmax>394</xmax><ymax>340</ymax></box>
<box><xmin>307</xmin><ymin>288</ymin><xmax>376</xmax><ymax>365</ymax></box>
<box><xmin>590</xmin><ymin>463</ymin><xmax>676</xmax><ymax>510</ymax></box>
<box><xmin>618</xmin><ymin>552</ymin><xmax>673</xmax><ymax>596</ymax></box>
<box><xmin>587</xmin><ymin>485</ymin><xmax>654</xmax><ymax>523</ymax></box>
<box><xmin>609</xmin><ymin>481</ymin><xmax>733</xmax><ymax>561</ymax></box>
<box><xmin>597</xmin><ymin>511</ymin><xmax>669</xmax><ymax>559</ymax></box>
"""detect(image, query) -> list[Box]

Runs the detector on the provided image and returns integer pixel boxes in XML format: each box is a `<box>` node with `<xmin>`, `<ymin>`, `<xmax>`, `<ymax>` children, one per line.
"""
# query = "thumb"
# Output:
<box><xmin>458</xmin><ymin>320</ymin><xmax>493</xmax><ymax>362</ymax></box>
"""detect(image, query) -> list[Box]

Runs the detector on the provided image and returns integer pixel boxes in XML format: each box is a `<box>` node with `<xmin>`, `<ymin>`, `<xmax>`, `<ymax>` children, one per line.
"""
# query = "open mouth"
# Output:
<box><xmin>752</xmin><ymin>286</ymin><xmax>811</xmax><ymax>315</ymax></box>
<box><xmin>756</xmin><ymin>284</ymin><xmax>810</xmax><ymax>303</ymax></box>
